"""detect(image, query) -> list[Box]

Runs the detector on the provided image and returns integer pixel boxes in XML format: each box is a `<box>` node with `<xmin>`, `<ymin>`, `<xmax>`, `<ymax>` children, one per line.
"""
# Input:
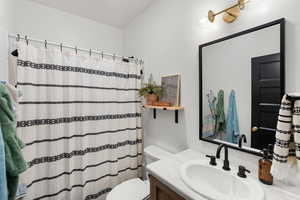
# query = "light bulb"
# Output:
<box><xmin>199</xmin><ymin>17</ymin><xmax>209</xmax><ymax>25</ymax></box>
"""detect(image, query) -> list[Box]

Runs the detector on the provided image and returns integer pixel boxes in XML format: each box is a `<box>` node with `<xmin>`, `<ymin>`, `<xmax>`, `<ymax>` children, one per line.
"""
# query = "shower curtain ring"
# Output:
<box><xmin>113</xmin><ymin>54</ymin><xmax>116</xmax><ymax>61</ymax></box>
<box><xmin>89</xmin><ymin>49</ymin><xmax>92</xmax><ymax>56</ymax></box>
<box><xmin>16</xmin><ymin>34</ymin><xmax>20</xmax><ymax>42</ymax></box>
<box><xmin>60</xmin><ymin>43</ymin><xmax>63</xmax><ymax>52</ymax></box>
<box><xmin>75</xmin><ymin>46</ymin><xmax>78</xmax><ymax>54</ymax></box>
<box><xmin>25</xmin><ymin>36</ymin><xmax>29</xmax><ymax>45</ymax></box>
<box><xmin>101</xmin><ymin>51</ymin><xmax>104</xmax><ymax>60</ymax></box>
<box><xmin>44</xmin><ymin>40</ymin><xmax>47</xmax><ymax>49</ymax></box>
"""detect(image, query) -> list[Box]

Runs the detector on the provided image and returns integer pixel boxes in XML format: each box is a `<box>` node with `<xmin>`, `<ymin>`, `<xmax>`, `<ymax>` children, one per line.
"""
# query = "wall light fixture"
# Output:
<box><xmin>208</xmin><ymin>0</ymin><xmax>249</xmax><ymax>23</ymax></box>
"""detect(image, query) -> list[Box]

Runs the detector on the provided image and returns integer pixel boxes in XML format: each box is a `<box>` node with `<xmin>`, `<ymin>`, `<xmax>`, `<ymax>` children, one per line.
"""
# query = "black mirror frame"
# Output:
<box><xmin>199</xmin><ymin>18</ymin><xmax>285</xmax><ymax>157</ymax></box>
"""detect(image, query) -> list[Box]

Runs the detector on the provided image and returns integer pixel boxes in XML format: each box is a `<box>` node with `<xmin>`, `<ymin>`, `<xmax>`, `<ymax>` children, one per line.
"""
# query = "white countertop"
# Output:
<box><xmin>146</xmin><ymin>149</ymin><xmax>300</xmax><ymax>200</ymax></box>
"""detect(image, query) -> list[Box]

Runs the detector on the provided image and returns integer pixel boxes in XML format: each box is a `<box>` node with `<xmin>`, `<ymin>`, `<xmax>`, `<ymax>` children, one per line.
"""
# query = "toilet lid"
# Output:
<box><xmin>106</xmin><ymin>178</ymin><xmax>150</xmax><ymax>200</ymax></box>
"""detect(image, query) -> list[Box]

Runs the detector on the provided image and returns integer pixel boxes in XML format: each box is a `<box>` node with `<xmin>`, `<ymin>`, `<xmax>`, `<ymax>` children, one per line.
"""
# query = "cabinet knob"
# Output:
<box><xmin>252</xmin><ymin>126</ymin><xmax>259</xmax><ymax>132</ymax></box>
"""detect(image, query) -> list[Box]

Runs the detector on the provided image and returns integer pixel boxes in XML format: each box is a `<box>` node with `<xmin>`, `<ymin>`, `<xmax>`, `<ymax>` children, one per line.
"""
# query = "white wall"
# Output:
<box><xmin>1</xmin><ymin>0</ymin><xmax>124</xmax><ymax>54</ymax></box>
<box><xmin>0</xmin><ymin>28</ymin><xmax>8</xmax><ymax>81</ymax></box>
<box><xmin>124</xmin><ymin>0</ymin><xmax>300</xmax><ymax>162</ymax></box>
<box><xmin>0</xmin><ymin>0</ymin><xmax>14</xmax><ymax>31</ymax></box>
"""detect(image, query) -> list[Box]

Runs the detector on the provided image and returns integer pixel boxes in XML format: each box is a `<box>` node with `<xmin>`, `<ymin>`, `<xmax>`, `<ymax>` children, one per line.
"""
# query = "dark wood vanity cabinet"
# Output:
<box><xmin>149</xmin><ymin>175</ymin><xmax>186</xmax><ymax>200</ymax></box>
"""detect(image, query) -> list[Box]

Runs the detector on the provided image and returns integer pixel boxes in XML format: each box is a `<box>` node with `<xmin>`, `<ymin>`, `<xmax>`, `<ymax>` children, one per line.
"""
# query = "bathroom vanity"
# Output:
<box><xmin>147</xmin><ymin>149</ymin><xmax>300</xmax><ymax>200</ymax></box>
<box><xmin>149</xmin><ymin>175</ymin><xmax>185</xmax><ymax>200</ymax></box>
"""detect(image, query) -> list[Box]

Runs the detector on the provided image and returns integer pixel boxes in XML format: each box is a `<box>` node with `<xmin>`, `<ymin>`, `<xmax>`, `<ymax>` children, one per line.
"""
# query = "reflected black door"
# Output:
<box><xmin>251</xmin><ymin>53</ymin><xmax>283</xmax><ymax>150</ymax></box>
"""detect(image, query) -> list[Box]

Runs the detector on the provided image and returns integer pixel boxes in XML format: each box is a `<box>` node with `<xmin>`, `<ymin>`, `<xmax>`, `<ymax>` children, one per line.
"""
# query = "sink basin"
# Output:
<box><xmin>180</xmin><ymin>160</ymin><xmax>264</xmax><ymax>200</ymax></box>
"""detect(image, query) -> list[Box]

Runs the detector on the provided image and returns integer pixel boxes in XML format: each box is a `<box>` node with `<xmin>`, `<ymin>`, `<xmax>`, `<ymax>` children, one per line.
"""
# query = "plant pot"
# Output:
<box><xmin>146</xmin><ymin>94</ymin><xmax>158</xmax><ymax>105</ymax></box>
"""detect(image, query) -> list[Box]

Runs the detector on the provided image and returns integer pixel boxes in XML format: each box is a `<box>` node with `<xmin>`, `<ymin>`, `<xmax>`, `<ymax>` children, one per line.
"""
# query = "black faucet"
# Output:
<box><xmin>216</xmin><ymin>144</ymin><xmax>231</xmax><ymax>171</ymax></box>
<box><xmin>238</xmin><ymin>134</ymin><xmax>247</xmax><ymax>148</ymax></box>
<box><xmin>206</xmin><ymin>155</ymin><xmax>217</xmax><ymax>166</ymax></box>
<box><xmin>237</xmin><ymin>165</ymin><xmax>250</xmax><ymax>178</ymax></box>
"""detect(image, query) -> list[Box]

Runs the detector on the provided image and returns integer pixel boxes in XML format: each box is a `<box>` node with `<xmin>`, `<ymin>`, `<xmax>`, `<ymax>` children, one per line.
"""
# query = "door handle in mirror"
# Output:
<box><xmin>252</xmin><ymin>126</ymin><xmax>259</xmax><ymax>132</ymax></box>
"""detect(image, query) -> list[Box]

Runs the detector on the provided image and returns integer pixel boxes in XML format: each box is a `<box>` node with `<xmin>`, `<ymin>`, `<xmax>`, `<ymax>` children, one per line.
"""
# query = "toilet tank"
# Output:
<box><xmin>144</xmin><ymin>145</ymin><xmax>173</xmax><ymax>165</ymax></box>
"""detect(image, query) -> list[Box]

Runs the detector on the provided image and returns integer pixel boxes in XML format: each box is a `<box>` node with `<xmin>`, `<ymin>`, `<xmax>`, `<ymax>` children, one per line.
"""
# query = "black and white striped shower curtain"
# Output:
<box><xmin>16</xmin><ymin>41</ymin><xmax>143</xmax><ymax>200</ymax></box>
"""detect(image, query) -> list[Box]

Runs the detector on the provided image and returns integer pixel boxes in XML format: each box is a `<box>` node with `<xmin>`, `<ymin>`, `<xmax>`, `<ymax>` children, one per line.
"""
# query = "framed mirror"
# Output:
<box><xmin>199</xmin><ymin>18</ymin><xmax>285</xmax><ymax>156</ymax></box>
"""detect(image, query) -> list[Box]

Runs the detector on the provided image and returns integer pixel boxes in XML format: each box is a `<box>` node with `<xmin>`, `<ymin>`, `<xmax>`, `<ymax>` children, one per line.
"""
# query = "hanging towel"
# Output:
<box><xmin>0</xmin><ymin>127</ymin><xmax>8</xmax><ymax>200</ymax></box>
<box><xmin>226</xmin><ymin>90</ymin><xmax>240</xmax><ymax>144</ymax></box>
<box><xmin>0</xmin><ymin>83</ymin><xmax>27</xmax><ymax>200</ymax></box>
<box><xmin>216</xmin><ymin>90</ymin><xmax>226</xmax><ymax>134</ymax></box>
<box><xmin>271</xmin><ymin>94</ymin><xmax>300</xmax><ymax>184</ymax></box>
<box><xmin>3</xmin><ymin>82</ymin><xmax>26</xmax><ymax>199</ymax></box>
<box><xmin>203</xmin><ymin>90</ymin><xmax>217</xmax><ymax>138</ymax></box>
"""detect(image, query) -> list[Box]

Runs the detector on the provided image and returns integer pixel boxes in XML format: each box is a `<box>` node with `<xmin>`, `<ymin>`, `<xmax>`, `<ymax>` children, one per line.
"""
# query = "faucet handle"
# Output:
<box><xmin>237</xmin><ymin>165</ymin><xmax>250</xmax><ymax>178</ymax></box>
<box><xmin>206</xmin><ymin>155</ymin><xmax>217</xmax><ymax>166</ymax></box>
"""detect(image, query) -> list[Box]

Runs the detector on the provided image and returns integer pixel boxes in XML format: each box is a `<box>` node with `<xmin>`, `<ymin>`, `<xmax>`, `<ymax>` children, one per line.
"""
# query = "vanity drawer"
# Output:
<box><xmin>149</xmin><ymin>175</ymin><xmax>186</xmax><ymax>200</ymax></box>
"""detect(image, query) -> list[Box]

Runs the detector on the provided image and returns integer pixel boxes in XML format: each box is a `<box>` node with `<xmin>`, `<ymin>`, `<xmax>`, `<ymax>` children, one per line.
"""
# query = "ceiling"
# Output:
<box><xmin>29</xmin><ymin>0</ymin><xmax>155</xmax><ymax>28</ymax></box>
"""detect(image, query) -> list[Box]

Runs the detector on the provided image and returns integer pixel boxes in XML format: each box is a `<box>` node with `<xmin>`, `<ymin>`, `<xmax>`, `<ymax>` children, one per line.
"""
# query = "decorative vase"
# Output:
<box><xmin>147</xmin><ymin>94</ymin><xmax>158</xmax><ymax>105</ymax></box>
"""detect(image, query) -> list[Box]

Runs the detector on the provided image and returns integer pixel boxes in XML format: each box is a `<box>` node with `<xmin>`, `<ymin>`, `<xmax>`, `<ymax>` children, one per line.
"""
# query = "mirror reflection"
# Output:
<box><xmin>201</xmin><ymin>23</ymin><xmax>283</xmax><ymax>151</ymax></box>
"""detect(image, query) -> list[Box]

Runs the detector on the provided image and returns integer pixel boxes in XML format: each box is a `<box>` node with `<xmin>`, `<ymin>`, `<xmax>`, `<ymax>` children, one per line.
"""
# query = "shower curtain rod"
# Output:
<box><xmin>8</xmin><ymin>33</ymin><xmax>144</xmax><ymax>64</ymax></box>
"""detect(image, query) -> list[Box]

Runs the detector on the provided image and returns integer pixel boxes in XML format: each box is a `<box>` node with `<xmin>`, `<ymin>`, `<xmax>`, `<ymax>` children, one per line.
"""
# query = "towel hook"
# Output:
<box><xmin>16</xmin><ymin>34</ymin><xmax>20</xmax><ymax>42</ymax></box>
<box><xmin>25</xmin><ymin>35</ymin><xmax>29</xmax><ymax>45</ymax></box>
<box><xmin>60</xmin><ymin>43</ymin><xmax>63</xmax><ymax>52</ymax></box>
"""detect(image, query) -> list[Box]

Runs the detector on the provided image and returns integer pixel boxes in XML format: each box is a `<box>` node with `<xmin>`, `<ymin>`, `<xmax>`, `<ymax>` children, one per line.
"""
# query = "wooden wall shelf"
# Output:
<box><xmin>143</xmin><ymin>105</ymin><xmax>184</xmax><ymax>124</ymax></box>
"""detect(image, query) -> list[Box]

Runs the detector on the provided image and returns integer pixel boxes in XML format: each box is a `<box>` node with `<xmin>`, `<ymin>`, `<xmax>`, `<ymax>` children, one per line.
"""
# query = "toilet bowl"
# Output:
<box><xmin>106</xmin><ymin>145</ymin><xmax>173</xmax><ymax>200</ymax></box>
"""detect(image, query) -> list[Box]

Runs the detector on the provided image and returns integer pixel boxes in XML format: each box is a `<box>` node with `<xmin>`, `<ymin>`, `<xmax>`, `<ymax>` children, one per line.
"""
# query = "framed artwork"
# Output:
<box><xmin>160</xmin><ymin>74</ymin><xmax>181</xmax><ymax>106</ymax></box>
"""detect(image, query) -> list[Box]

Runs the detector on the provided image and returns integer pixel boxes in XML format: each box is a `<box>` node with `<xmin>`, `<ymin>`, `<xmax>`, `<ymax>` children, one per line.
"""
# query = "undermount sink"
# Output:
<box><xmin>180</xmin><ymin>159</ymin><xmax>264</xmax><ymax>200</ymax></box>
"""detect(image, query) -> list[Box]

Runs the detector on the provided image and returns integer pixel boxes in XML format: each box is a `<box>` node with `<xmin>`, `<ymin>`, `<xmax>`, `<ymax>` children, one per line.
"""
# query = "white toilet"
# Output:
<box><xmin>106</xmin><ymin>145</ymin><xmax>173</xmax><ymax>200</ymax></box>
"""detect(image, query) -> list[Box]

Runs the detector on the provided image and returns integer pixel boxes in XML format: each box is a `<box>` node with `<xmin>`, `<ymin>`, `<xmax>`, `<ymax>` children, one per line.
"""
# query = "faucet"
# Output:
<box><xmin>216</xmin><ymin>144</ymin><xmax>231</xmax><ymax>171</ymax></box>
<box><xmin>238</xmin><ymin>134</ymin><xmax>247</xmax><ymax>148</ymax></box>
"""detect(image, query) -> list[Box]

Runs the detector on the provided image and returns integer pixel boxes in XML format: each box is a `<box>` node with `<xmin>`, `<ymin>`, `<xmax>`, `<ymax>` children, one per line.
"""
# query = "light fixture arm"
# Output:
<box><xmin>208</xmin><ymin>0</ymin><xmax>248</xmax><ymax>23</ymax></box>
<box><xmin>215</xmin><ymin>2</ymin><xmax>241</xmax><ymax>16</ymax></box>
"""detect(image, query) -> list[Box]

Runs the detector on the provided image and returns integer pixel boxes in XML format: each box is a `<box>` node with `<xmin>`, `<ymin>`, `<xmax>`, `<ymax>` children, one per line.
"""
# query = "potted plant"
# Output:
<box><xmin>139</xmin><ymin>79</ymin><xmax>162</xmax><ymax>105</ymax></box>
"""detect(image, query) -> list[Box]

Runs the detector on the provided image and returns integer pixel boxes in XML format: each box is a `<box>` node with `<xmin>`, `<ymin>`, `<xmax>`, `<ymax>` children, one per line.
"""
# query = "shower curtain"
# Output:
<box><xmin>16</xmin><ymin>41</ymin><xmax>143</xmax><ymax>200</ymax></box>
